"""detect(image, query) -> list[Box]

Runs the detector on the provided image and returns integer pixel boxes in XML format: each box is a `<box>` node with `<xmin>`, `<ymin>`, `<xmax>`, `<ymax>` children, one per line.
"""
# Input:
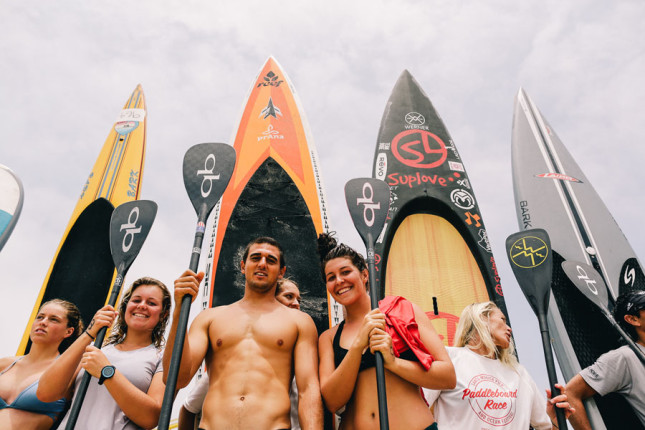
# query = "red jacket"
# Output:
<box><xmin>379</xmin><ymin>295</ymin><xmax>434</xmax><ymax>370</ymax></box>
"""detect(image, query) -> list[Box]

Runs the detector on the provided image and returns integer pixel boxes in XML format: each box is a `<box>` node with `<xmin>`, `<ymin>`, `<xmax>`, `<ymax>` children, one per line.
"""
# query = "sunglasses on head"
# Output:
<box><xmin>626</xmin><ymin>292</ymin><xmax>645</xmax><ymax>314</ymax></box>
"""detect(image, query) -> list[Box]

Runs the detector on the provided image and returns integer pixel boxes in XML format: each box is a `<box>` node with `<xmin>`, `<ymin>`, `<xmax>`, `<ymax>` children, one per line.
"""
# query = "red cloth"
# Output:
<box><xmin>378</xmin><ymin>295</ymin><xmax>434</xmax><ymax>370</ymax></box>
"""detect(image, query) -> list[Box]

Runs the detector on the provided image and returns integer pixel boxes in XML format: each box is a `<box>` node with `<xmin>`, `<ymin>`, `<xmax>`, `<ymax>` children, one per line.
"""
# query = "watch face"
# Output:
<box><xmin>102</xmin><ymin>366</ymin><xmax>115</xmax><ymax>378</ymax></box>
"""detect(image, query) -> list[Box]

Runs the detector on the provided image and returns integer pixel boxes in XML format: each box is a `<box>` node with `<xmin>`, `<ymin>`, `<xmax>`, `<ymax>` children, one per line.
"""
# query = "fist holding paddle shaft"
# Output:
<box><xmin>173</xmin><ymin>270</ymin><xmax>204</xmax><ymax>308</ymax></box>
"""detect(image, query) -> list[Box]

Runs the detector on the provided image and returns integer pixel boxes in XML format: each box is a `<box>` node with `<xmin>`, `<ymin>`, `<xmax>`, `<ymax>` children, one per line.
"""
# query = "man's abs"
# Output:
<box><xmin>200</xmin><ymin>385</ymin><xmax>291</xmax><ymax>430</ymax></box>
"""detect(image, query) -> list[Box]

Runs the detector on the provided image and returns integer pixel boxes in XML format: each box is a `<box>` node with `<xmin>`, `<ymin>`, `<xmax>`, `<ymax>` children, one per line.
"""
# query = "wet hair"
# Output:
<box><xmin>454</xmin><ymin>302</ymin><xmax>518</xmax><ymax>368</ymax></box>
<box><xmin>317</xmin><ymin>232</ymin><xmax>368</xmax><ymax>278</ymax></box>
<box><xmin>275</xmin><ymin>277</ymin><xmax>299</xmax><ymax>296</ymax></box>
<box><xmin>38</xmin><ymin>299</ymin><xmax>84</xmax><ymax>353</ymax></box>
<box><xmin>106</xmin><ymin>277</ymin><xmax>171</xmax><ymax>349</ymax></box>
<box><xmin>242</xmin><ymin>236</ymin><xmax>285</xmax><ymax>268</ymax></box>
<box><xmin>613</xmin><ymin>290</ymin><xmax>645</xmax><ymax>341</ymax></box>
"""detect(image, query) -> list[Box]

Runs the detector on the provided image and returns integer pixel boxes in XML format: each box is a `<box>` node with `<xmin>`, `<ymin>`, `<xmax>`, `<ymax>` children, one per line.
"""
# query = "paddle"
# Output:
<box><xmin>561</xmin><ymin>261</ymin><xmax>645</xmax><ymax>365</ymax></box>
<box><xmin>344</xmin><ymin>177</ymin><xmax>391</xmax><ymax>430</ymax></box>
<box><xmin>65</xmin><ymin>199</ymin><xmax>158</xmax><ymax>430</ymax></box>
<box><xmin>505</xmin><ymin>228</ymin><xmax>568</xmax><ymax>430</ymax></box>
<box><xmin>157</xmin><ymin>143</ymin><xmax>235</xmax><ymax>430</ymax></box>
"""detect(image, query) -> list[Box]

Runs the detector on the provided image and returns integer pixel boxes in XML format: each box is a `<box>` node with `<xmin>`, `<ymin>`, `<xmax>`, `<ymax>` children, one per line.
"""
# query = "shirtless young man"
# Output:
<box><xmin>164</xmin><ymin>237</ymin><xmax>322</xmax><ymax>430</ymax></box>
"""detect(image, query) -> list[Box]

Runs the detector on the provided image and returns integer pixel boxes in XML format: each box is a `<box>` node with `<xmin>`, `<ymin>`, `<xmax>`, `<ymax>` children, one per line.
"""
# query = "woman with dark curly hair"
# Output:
<box><xmin>38</xmin><ymin>277</ymin><xmax>171</xmax><ymax>430</ymax></box>
<box><xmin>0</xmin><ymin>299</ymin><xmax>83</xmax><ymax>430</ymax></box>
<box><xmin>317</xmin><ymin>233</ymin><xmax>455</xmax><ymax>430</ymax></box>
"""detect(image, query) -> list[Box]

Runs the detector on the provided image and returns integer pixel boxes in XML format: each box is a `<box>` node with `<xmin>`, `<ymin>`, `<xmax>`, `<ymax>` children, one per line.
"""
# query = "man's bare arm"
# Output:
<box><xmin>565</xmin><ymin>374</ymin><xmax>597</xmax><ymax>430</ymax></box>
<box><xmin>294</xmin><ymin>313</ymin><xmax>323</xmax><ymax>430</ymax></box>
<box><xmin>163</xmin><ymin>270</ymin><xmax>210</xmax><ymax>388</ymax></box>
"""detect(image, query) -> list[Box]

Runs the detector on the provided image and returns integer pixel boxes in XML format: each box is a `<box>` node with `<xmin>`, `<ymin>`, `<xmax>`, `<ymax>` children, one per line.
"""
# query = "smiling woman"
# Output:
<box><xmin>37</xmin><ymin>278</ymin><xmax>172</xmax><ymax>430</ymax></box>
<box><xmin>317</xmin><ymin>233</ymin><xmax>456</xmax><ymax>430</ymax></box>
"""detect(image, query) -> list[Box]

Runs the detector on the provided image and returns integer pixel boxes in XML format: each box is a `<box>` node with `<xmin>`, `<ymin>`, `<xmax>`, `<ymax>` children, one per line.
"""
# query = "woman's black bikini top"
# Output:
<box><xmin>332</xmin><ymin>320</ymin><xmax>417</xmax><ymax>371</ymax></box>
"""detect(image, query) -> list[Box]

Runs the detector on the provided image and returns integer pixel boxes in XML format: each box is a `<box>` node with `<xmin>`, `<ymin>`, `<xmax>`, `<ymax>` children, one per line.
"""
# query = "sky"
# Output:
<box><xmin>1</xmin><ymin>0</ymin><xmax>644</xmax><ymax>423</ymax></box>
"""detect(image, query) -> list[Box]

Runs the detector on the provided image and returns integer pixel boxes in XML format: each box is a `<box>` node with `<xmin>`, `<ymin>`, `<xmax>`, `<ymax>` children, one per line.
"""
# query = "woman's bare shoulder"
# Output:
<box><xmin>0</xmin><ymin>355</ymin><xmax>19</xmax><ymax>372</ymax></box>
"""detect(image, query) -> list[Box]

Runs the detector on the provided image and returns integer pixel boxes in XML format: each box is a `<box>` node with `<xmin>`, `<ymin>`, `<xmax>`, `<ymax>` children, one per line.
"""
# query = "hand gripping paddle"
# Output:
<box><xmin>505</xmin><ymin>228</ymin><xmax>567</xmax><ymax>430</ymax></box>
<box><xmin>344</xmin><ymin>178</ymin><xmax>391</xmax><ymax>430</ymax></box>
<box><xmin>561</xmin><ymin>261</ymin><xmax>645</xmax><ymax>365</ymax></box>
<box><xmin>65</xmin><ymin>199</ymin><xmax>158</xmax><ymax>429</ymax></box>
<box><xmin>157</xmin><ymin>143</ymin><xmax>235</xmax><ymax>430</ymax></box>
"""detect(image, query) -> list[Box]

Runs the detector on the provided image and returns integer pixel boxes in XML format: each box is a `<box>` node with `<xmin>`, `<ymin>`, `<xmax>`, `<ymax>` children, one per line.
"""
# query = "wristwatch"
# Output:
<box><xmin>98</xmin><ymin>365</ymin><xmax>116</xmax><ymax>385</ymax></box>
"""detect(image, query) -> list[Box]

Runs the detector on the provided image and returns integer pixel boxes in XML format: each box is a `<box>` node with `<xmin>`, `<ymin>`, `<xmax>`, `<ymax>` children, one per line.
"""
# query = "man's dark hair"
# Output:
<box><xmin>242</xmin><ymin>236</ymin><xmax>285</xmax><ymax>268</ymax></box>
<box><xmin>613</xmin><ymin>290</ymin><xmax>645</xmax><ymax>341</ymax></box>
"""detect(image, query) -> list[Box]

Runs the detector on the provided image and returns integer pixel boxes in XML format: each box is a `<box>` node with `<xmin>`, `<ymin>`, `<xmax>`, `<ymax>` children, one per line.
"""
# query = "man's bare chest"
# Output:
<box><xmin>208</xmin><ymin>312</ymin><xmax>299</xmax><ymax>352</ymax></box>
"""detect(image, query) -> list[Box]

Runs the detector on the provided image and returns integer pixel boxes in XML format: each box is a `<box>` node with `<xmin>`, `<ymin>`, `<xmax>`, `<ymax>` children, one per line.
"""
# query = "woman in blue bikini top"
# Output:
<box><xmin>0</xmin><ymin>299</ymin><xmax>83</xmax><ymax>430</ymax></box>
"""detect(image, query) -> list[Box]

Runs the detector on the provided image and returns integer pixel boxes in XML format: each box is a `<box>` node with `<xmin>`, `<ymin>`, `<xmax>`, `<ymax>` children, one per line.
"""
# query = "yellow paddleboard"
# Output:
<box><xmin>18</xmin><ymin>85</ymin><xmax>147</xmax><ymax>354</ymax></box>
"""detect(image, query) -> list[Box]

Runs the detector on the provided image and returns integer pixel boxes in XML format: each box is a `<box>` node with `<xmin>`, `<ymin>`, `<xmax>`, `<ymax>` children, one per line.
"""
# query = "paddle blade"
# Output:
<box><xmin>344</xmin><ymin>178</ymin><xmax>390</xmax><ymax>248</ymax></box>
<box><xmin>109</xmin><ymin>200</ymin><xmax>158</xmax><ymax>273</ymax></box>
<box><xmin>562</xmin><ymin>260</ymin><xmax>611</xmax><ymax>313</ymax></box>
<box><xmin>506</xmin><ymin>228</ymin><xmax>553</xmax><ymax>316</ymax></box>
<box><xmin>183</xmin><ymin>143</ymin><xmax>236</xmax><ymax>217</ymax></box>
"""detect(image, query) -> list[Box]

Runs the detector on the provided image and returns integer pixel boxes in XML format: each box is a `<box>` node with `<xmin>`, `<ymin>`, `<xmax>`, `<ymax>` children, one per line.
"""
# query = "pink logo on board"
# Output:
<box><xmin>462</xmin><ymin>374</ymin><xmax>517</xmax><ymax>426</ymax></box>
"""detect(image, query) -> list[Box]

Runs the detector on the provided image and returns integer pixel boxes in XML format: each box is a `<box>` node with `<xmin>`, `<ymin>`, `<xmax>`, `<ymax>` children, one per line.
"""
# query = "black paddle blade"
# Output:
<box><xmin>561</xmin><ymin>260</ymin><xmax>610</xmax><ymax>313</ymax></box>
<box><xmin>183</xmin><ymin>143</ymin><xmax>235</xmax><ymax>217</ymax></box>
<box><xmin>109</xmin><ymin>200</ymin><xmax>158</xmax><ymax>274</ymax></box>
<box><xmin>344</xmin><ymin>178</ymin><xmax>390</xmax><ymax>248</ymax></box>
<box><xmin>506</xmin><ymin>228</ymin><xmax>553</xmax><ymax>316</ymax></box>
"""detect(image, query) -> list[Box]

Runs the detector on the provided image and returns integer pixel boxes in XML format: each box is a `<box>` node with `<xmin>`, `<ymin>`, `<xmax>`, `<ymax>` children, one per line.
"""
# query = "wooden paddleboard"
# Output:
<box><xmin>512</xmin><ymin>88</ymin><xmax>644</xmax><ymax>429</ymax></box>
<box><xmin>17</xmin><ymin>85</ymin><xmax>147</xmax><ymax>354</ymax></box>
<box><xmin>204</xmin><ymin>58</ymin><xmax>335</xmax><ymax>334</ymax></box>
<box><xmin>0</xmin><ymin>164</ymin><xmax>24</xmax><ymax>252</ymax></box>
<box><xmin>371</xmin><ymin>70</ymin><xmax>508</xmax><ymax>346</ymax></box>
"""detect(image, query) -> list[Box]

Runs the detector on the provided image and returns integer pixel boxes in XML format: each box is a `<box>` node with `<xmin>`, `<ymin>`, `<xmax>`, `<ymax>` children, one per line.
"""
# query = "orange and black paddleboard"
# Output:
<box><xmin>203</xmin><ymin>58</ymin><xmax>335</xmax><ymax>334</ymax></box>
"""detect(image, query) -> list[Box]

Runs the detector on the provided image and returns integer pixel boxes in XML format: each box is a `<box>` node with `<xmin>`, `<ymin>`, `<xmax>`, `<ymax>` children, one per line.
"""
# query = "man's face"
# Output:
<box><xmin>241</xmin><ymin>242</ymin><xmax>286</xmax><ymax>293</ymax></box>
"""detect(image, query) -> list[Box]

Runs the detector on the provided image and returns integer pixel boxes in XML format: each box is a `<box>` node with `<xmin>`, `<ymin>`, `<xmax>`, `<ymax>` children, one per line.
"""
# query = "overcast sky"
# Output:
<box><xmin>1</xmin><ymin>0</ymin><xmax>644</xmax><ymax>421</ymax></box>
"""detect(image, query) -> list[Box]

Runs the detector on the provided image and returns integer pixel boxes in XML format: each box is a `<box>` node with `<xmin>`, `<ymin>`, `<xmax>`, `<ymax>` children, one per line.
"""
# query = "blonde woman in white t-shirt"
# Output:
<box><xmin>423</xmin><ymin>302</ymin><xmax>575</xmax><ymax>430</ymax></box>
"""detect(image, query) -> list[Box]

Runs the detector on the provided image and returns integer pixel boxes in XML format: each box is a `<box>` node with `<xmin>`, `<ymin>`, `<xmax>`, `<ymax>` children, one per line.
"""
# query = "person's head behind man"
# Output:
<box><xmin>614</xmin><ymin>290</ymin><xmax>645</xmax><ymax>341</ymax></box>
<box><xmin>276</xmin><ymin>278</ymin><xmax>301</xmax><ymax>310</ymax></box>
<box><xmin>241</xmin><ymin>236</ymin><xmax>286</xmax><ymax>293</ymax></box>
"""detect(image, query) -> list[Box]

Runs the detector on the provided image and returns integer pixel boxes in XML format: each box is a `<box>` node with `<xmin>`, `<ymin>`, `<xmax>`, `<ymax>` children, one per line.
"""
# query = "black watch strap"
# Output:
<box><xmin>98</xmin><ymin>365</ymin><xmax>116</xmax><ymax>385</ymax></box>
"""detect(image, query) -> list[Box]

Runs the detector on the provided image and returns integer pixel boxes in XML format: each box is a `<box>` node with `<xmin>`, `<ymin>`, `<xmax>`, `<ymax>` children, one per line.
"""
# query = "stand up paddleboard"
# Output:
<box><xmin>18</xmin><ymin>85</ymin><xmax>147</xmax><ymax>354</ymax></box>
<box><xmin>371</xmin><ymin>71</ymin><xmax>508</xmax><ymax>346</ymax></box>
<box><xmin>0</xmin><ymin>165</ymin><xmax>24</xmax><ymax>252</ymax></box>
<box><xmin>204</xmin><ymin>57</ymin><xmax>334</xmax><ymax>334</ymax></box>
<box><xmin>512</xmin><ymin>88</ymin><xmax>644</xmax><ymax>429</ymax></box>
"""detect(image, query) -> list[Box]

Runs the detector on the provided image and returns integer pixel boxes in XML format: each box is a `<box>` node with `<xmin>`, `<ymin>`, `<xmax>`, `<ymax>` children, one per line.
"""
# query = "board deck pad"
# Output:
<box><xmin>511</xmin><ymin>88</ymin><xmax>644</xmax><ymax>429</ymax></box>
<box><xmin>372</xmin><ymin>70</ymin><xmax>507</xmax><ymax>346</ymax></box>
<box><xmin>205</xmin><ymin>58</ymin><xmax>333</xmax><ymax>335</ymax></box>
<box><xmin>18</xmin><ymin>86</ymin><xmax>147</xmax><ymax>354</ymax></box>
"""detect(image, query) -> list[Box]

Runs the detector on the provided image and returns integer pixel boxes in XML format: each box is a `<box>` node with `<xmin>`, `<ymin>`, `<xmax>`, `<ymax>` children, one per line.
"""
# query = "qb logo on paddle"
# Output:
<box><xmin>120</xmin><ymin>207</ymin><xmax>142</xmax><ymax>253</ymax></box>
<box><xmin>573</xmin><ymin>264</ymin><xmax>599</xmax><ymax>295</ymax></box>
<box><xmin>197</xmin><ymin>154</ymin><xmax>221</xmax><ymax>198</ymax></box>
<box><xmin>356</xmin><ymin>182</ymin><xmax>381</xmax><ymax>227</ymax></box>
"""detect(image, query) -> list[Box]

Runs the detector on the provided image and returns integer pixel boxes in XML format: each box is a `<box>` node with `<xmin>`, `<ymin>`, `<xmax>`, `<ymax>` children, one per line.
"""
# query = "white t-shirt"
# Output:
<box><xmin>580</xmin><ymin>344</ymin><xmax>645</xmax><ymax>426</ymax></box>
<box><xmin>59</xmin><ymin>343</ymin><xmax>163</xmax><ymax>430</ymax></box>
<box><xmin>423</xmin><ymin>347</ymin><xmax>551</xmax><ymax>430</ymax></box>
